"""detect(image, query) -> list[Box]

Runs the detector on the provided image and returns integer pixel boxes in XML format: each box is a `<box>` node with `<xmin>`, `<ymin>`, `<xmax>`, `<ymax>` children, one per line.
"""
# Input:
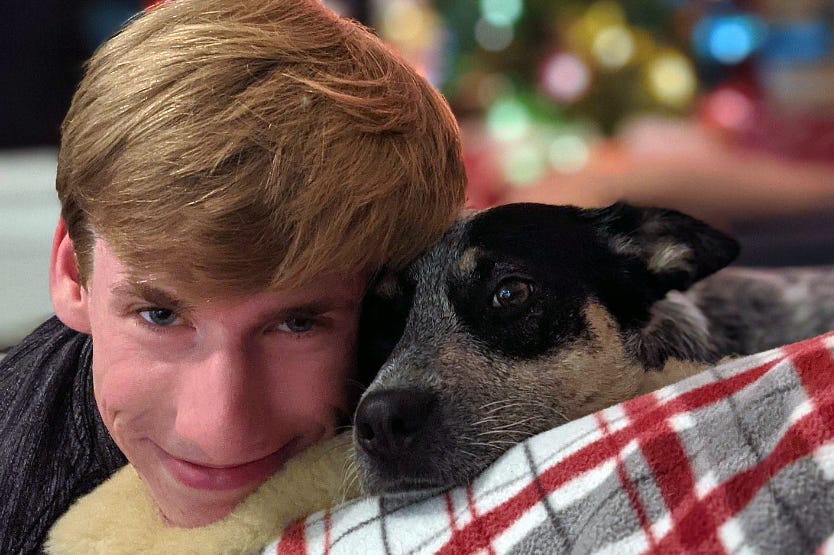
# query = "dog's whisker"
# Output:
<box><xmin>339</xmin><ymin>459</ymin><xmax>356</xmax><ymax>488</ymax></box>
<box><xmin>488</xmin><ymin>416</ymin><xmax>538</xmax><ymax>430</ymax></box>
<box><xmin>487</xmin><ymin>439</ymin><xmax>525</xmax><ymax>446</ymax></box>
<box><xmin>468</xmin><ymin>441</ymin><xmax>517</xmax><ymax>450</ymax></box>
<box><xmin>340</xmin><ymin>447</ymin><xmax>362</xmax><ymax>500</ymax></box>
<box><xmin>482</xmin><ymin>402</ymin><xmax>515</xmax><ymax>411</ymax></box>
<box><xmin>483</xmin><ymin>402</ymin><xmax>528</xmax><ymax>415</ymax></box>
<box><xmin>456</xmin><ymin>448</ymin><xmax>480</xmax><ymax>460</ymax></box>
<box><xmin>470</xmin><ymin>416</ymin><xmax>504</xmax><ymax>427</ymax></box>
<box><xmin>475</xmin><ymin>429</ymin><xmax>532</xmax><ymax>438</ymax></box>
<box><xmin>478</xmin><ymin>399</ymin><xmax>508</xmax><ymax>410</ymax></box>
<box><xmin>341</xmin><ymin>449</ymin><xmax>356</xmax><ymax>475</ymax></box>
<box><xmin>342</xmin><ymin>471</ymin><xmax>360</xmax><ymax>502</ymax></box>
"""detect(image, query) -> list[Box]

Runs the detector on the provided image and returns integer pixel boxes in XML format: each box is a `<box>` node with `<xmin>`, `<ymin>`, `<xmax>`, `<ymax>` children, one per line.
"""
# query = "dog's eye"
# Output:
<box><xmin>492</xmin><ymin>279</ymin><xmax>533</xmax><ymax>308</ymax></box>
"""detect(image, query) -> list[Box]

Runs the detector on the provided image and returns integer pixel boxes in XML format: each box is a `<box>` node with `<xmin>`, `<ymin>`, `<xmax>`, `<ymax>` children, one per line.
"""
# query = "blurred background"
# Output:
<box><xmin>1</xmin><ymin>0</ymin><xmax>833</xmax><ymax>347</ymax></box>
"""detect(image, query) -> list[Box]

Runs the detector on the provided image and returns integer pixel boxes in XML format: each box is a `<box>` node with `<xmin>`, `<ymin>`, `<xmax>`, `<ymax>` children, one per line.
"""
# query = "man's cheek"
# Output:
<box><xmin>92</xmin><ymin>350</ymin><xmax>172</xmax><ymax>433</ymax></box>
<box><xmin>284</xmin><ymin>359</ymin><xmax>353</xmax><ymax>414</ymax></box>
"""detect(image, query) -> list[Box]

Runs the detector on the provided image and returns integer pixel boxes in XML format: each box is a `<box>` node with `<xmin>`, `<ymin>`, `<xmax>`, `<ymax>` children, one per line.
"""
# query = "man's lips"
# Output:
<box><xmin>160</xmin><ymin>437</ymin><xmax>301</xmax><ymax>491</ymax></box>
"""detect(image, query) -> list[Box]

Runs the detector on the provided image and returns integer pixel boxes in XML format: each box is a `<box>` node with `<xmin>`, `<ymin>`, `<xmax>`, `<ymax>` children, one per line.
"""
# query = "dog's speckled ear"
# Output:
<box><xmin>583</xmin><ymin>203</ymin><xmax>740</xmax><ymax>293</ymax></box>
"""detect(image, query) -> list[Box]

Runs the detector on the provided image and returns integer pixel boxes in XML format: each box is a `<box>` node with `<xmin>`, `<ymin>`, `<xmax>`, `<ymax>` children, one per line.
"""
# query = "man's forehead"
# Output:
<box><xmin>92</xmin><ymin>237</ymin><xmax>369</xmax><ymax>304</ymax></box>
<box><xmin>108</xmin><ymin>273</ymin><xmax>367</xmax><ymax>310</ymax></box>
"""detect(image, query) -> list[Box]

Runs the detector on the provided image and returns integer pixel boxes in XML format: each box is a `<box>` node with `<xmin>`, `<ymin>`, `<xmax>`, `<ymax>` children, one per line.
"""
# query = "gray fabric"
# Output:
<box><xmin>0</xmin><ymin>317</ymin><xmax>125</xmax><ymax>554</ymax></box>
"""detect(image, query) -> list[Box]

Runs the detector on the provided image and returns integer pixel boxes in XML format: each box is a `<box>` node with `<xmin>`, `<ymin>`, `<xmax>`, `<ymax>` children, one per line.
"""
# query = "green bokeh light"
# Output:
<box><xmin>504</xmin><ymin>143</ymin><xmax>547</xmax><ymax>187</ymax></box>
<box><xmin>479</xmin><ymin>0</ymin><xmax>523</xmax><ymax>27</ymax></box>
<box><xmin>486</xmin><ymin>97</ymin><xmax>531</xmax><ymax>142</ymax></box>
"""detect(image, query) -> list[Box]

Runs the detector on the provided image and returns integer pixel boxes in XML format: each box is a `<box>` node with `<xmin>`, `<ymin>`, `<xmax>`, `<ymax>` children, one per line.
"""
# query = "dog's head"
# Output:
<box><xmin>354</xmin><ymin>203</ymin><xmax>739</xmax><ymax>494</ymax></box>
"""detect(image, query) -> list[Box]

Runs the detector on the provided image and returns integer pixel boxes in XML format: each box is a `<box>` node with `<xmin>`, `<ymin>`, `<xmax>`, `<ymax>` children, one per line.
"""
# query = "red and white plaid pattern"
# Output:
<box><xmin>266</xmin><ymin>333</ymin><xmax>834</xmax><ymax>554</ymax></box>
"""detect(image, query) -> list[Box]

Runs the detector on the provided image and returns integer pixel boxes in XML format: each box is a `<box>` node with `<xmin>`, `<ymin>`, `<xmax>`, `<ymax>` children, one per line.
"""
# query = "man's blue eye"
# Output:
<box><xmin>139</xmin><ymin>309</ymin><xmax>180</xmax><ymax>327</ymax></box>
<box><xmin>278</xmin><ymin>317</ymin><xmax>315</xmax><ymax>333</ymax></box>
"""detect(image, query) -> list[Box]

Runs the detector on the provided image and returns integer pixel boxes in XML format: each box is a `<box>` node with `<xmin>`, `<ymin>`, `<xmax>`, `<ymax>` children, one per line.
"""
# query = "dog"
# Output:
<box><xmin>353</xmin><ymin>202</ymin><xmax>834</xmax><ymax>495</ymax></box>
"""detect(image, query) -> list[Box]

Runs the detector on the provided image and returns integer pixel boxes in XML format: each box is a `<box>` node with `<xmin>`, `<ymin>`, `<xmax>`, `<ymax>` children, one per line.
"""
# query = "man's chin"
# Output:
<box><xmin>139</xmin><ymin>437</ymin><xmax>307</xmax><ymax>527</ymax></box>
<box><xmin>151</xmin><ymin>485</ymin><xmax>251</xmax><ymax>528</ymax></box>
<box><xmin>142</xmin><ymin>462</ymin><xmax>268</xmax><ymax>528</ymax></box>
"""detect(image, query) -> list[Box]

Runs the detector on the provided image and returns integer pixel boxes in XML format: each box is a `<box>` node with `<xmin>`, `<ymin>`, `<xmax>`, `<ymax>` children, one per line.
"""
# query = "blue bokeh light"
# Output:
<box><xmin>693</xmin><ymin>15</ymin><xmax>767</xmax><ymax>65</ymax></box>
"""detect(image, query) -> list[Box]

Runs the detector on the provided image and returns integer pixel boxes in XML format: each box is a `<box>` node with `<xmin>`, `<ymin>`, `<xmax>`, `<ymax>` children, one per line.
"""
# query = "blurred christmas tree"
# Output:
<box><xmin>375</xmin><ymin>0</ymin><xmax>834</xmax><ymax>194</ymax></box>
<box><xmin>434</xmin><ymin>0</ymin><xmax>702</xmax><ymax>135</ymax></box>
<box><xmin>374</xmin><ymin>0</ymin><xmax>719</xmax><ymax>189</ymax></box>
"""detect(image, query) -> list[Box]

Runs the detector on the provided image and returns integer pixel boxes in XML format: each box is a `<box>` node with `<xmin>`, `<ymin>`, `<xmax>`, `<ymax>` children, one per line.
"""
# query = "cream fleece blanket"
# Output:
<box><xmin>46</xmin><ymin>433</ymin><xmax>358</xmax><ymax>554</ymax></box>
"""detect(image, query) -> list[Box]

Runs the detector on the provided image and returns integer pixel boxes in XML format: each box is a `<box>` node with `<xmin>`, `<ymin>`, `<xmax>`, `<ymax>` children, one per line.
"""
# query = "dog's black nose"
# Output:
<box><xmin>355</xmin><ymin>389</ymin><xmax>436</xmax><ymax>459</ymax></box>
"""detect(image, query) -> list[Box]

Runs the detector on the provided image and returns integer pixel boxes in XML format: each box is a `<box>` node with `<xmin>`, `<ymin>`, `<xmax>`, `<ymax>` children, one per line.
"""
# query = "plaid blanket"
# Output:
<box><xmin>266</xmin><ymin>332</ymin><xmax>834</xmax><ymax>555</ymax></box>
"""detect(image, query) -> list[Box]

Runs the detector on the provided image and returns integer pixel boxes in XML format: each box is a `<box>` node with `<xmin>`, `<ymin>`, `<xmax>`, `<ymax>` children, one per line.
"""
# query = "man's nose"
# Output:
<box><xmin>174</xmin><ymin>344</ymin><xmax>269</xmax><ymax>457</ymax></box>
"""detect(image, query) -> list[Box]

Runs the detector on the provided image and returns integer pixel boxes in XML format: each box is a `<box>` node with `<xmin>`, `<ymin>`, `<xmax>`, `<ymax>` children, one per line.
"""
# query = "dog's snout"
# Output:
<box><xmin>355</xmin><ymin>389</ymin><xmax>436</xmax><ymax>459</ymax></box>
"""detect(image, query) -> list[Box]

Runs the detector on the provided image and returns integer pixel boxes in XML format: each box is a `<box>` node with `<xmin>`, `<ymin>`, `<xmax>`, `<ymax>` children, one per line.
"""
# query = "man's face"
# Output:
<box><xmin>83</xmin><ymin>239</ymin><xmax>364</xmax><ymax>527</ymax></box>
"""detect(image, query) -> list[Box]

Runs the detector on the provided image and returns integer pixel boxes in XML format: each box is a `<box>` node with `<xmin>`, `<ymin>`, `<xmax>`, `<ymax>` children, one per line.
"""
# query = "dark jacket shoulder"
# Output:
<box><xmin>0</xmin><ymin>317</ymin><xmax>126</xmax><ymax>554</ymax></box>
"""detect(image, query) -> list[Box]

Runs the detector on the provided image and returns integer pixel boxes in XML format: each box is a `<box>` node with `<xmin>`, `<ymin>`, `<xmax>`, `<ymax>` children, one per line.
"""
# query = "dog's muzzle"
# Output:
<box><xmin>354</xmin><ymin>387</ymin><xmax>456</xmax><ymax>493</ymax></box>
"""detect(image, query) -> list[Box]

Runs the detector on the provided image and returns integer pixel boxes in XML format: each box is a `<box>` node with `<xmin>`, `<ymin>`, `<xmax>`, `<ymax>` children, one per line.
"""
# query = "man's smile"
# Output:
<box><xmin>156</xmin><ymin>437</ymin><xmax>302</xmax><ymax>491</ymax></box>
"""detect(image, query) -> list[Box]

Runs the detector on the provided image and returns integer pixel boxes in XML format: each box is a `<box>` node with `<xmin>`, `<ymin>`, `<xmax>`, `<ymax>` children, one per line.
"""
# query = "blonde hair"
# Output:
<box><xmin>56</xmin><ymin>0</ymin><xmax>465</xmax><ymax>295</ymax></box>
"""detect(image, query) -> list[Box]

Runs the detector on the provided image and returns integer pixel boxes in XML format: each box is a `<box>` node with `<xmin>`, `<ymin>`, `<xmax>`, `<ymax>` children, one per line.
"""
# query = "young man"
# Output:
<box><xmin>0</xmin><ymin>0</ymin><xmax>466</xmax><ymax>551</ymax></box>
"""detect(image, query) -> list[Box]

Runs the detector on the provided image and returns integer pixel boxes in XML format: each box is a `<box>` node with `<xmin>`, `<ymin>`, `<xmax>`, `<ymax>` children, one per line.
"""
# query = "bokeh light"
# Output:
<box><xmin>549</xmin><ymin>134</ymin><xmax>591</xmax><ymax>173</ymax></box>
<box><xmin>540</xmin><ymin>53</ymin><xmax>592</xmax><ymax>103</ymax></box>
<box><xmin>486</xmin><ymin>97</ymin><xmax>531</xmax><ymax>142</ymax></box>
<box><xmin>565</xmin><ymin>0</ymin><xmax>626</xmax><ymax>55</ymax></box>
<box><xmin>475</xmin><ymin>18</ymin><xmax>515</xmax><ymax>52</ymax></box>
<box><xmin>710</xmin><ymin>20</ymin><xmax>753</xmax><ymax>63</ymax></box>
<box><xmin>380</xmin><ymin>0</ymin><xmax>428</xmax><ymax>45</ymax></box>
<box><xmin>646</xmin><ymin>52</ymin><xmax>697</xmax><ymax>107</ymax></box>
<box><xmin>503</xmin><ymin>143</ymin><xmax>548</xmax><ymax>187</ymax></box>
<box><xmin>593</xmin><ymin>26</ymin><xmax>635</xmax><ymax>69</ymax></box>
<box><xmin>702</xmin><ymin>87</ymin><xmax>755</xmax><ymax>131</ymax></box>
<box><xmin>479</xmin><ymin>0</ymin><xmax>523</xmax><ymax>27</ymax></box>
<box><xmin>693</xmin><ymin>15</ymin><xmax>767</xmax><ymax>65</ymax></box>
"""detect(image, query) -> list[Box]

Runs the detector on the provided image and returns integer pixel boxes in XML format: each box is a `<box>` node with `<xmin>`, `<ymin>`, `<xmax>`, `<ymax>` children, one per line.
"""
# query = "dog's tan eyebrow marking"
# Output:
<box><xmin>458</xmin><ymin>247</ymin><xmax>481</xmax><ymax>276</ymax></box>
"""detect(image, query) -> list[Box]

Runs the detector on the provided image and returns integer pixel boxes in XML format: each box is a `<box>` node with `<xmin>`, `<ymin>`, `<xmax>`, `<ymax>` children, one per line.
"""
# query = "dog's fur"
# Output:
<box><xmin>353</xmin><ymin>203</ymin><xmax>834</xmax><ymax>495</ymax></box>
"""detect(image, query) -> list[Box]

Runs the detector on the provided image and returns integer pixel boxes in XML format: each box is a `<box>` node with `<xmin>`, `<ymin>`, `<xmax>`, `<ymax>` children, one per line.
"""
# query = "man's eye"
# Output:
<box><xmin>277</xmin><ymin>317</ymin><xmax>315</xmax><ymax>333</ymax></box>
<box><xmin>138</xmin><ymin>308</ymin><xmax>181</xmax><ymax>327</ymax></box>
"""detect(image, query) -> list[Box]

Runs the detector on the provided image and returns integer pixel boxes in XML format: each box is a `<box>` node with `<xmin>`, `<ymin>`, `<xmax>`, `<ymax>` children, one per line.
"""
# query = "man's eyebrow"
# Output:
<box><xmin>279</xmin><ymin>299</ymin><xmax>359</xmax><ymax>314</ymax></box>
<box><xmin>257</xmin><ymin>298</ymin><xmax>362</xmax><ymax>327</ymax></box>
<box><xmin>110</xmin><ymin>281</ymin><xmax>195</xmax><ymax>313</ymax></box>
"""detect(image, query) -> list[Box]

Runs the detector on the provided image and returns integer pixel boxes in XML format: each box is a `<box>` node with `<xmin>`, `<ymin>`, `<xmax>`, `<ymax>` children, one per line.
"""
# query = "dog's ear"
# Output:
<box><xmin>582</xmin><ymin>203</ymin><xmax>740</xmax><ymax>295</ymax></box>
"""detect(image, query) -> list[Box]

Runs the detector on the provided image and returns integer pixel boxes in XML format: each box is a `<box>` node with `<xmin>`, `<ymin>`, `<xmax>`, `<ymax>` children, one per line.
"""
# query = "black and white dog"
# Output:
<box><xmin>353</xmin><ymin>203</ymin><xmax>834</xmax><ymax>495</ymax></box>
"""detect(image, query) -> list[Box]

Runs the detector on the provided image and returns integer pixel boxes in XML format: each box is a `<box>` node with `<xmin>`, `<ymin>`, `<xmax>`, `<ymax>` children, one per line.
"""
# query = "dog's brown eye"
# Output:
<box><xmin>492</xmin><ymin>279</ymin><xmax>533</xmax><ymax>308</ymax></box>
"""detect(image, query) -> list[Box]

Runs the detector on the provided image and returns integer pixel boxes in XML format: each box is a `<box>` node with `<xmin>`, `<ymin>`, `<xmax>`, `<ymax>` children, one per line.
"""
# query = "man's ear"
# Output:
<box><xmin>582</xmin><ymin>203</ymin><xmax>740</xmax><ymax>296</ymax></box>
<box><xmin>49</xmin><ymin>219</ymin><xmax>92</xmax><ymax>334</ymax></box>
